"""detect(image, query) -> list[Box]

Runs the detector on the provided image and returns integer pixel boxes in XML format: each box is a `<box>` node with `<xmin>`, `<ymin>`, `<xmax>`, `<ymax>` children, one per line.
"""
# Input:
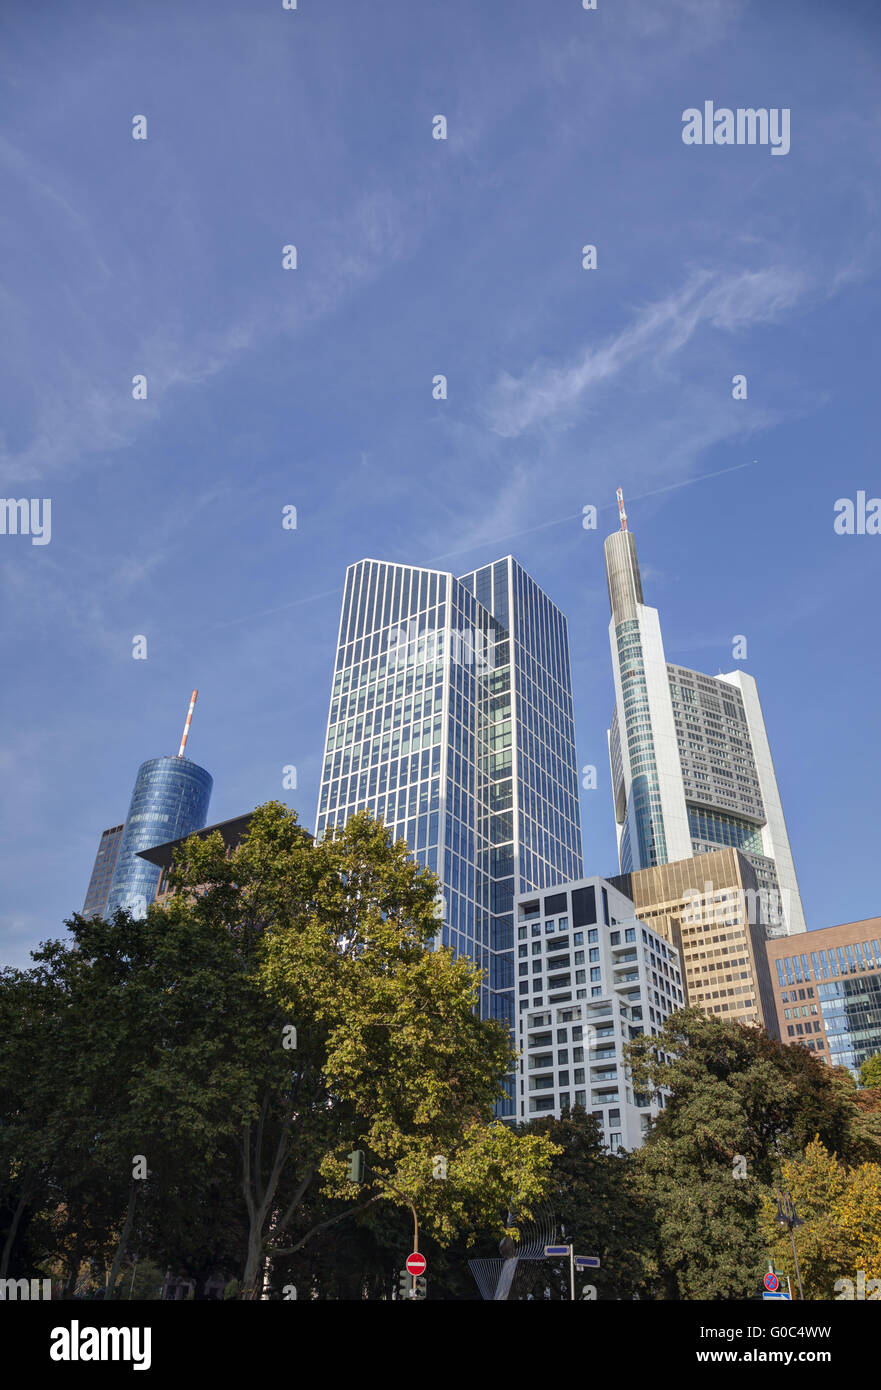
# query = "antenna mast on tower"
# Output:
<box><xmin>616</xmin><ymin>487</ymin><xmax>628</xmax><ymax>532</ymax></box>
<box><xmin>177</xmin><ymin>690</ymin><xmax>198</xmax><ymax>758</ymax></box>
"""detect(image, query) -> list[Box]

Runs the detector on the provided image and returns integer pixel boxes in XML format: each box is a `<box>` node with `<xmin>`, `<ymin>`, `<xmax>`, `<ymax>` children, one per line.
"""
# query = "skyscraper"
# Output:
<box><xmin>105</xmin><ymin>692</ymin><xmax>213</xmax><ymax>918</ymax></box>
<box><xmin>315</xmin><ymin>557</ymin><xmax>583</xmax><ymax>1108</ymax></box>
<box><xmin>604</xmin><ymin>493</ymin><xmax>806</xmax><ymax>935</ymax></box>
<box><xmin>82</xmin><ymin>823</ymin><xmax>124</xmax><ymax>918</ymax></box>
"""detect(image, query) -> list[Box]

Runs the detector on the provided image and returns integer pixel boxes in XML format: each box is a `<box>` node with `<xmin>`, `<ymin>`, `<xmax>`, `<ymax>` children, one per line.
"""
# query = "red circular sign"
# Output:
<box><xmin>406</xmin><ymin>1253</ymin><xmax>426</xmax><ymax>1277</ymax></box>
<box><xmin>764</xmin><ymin>1272</ymin><xmax>779</xmax><ymax>1291</ymax></box>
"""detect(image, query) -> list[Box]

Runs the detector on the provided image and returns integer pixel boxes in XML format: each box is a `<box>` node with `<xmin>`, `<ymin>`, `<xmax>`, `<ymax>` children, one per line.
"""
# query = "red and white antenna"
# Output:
<box><xmin>616</xmin><ymin>487</ymin><xmax>628</xmax><ymax>532</ymax></box>
<box><xmin>177</xmin><ymin>690</ymin><xmax>198</xmax><ymax>758</ymax></box>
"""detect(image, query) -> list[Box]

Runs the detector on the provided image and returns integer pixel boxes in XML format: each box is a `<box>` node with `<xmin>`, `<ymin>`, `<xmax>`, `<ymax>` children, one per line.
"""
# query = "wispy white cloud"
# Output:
<box><xmin>482</xmin><ymin>266</ymin><xmax>811</xmax><ymax>439</ymax></box>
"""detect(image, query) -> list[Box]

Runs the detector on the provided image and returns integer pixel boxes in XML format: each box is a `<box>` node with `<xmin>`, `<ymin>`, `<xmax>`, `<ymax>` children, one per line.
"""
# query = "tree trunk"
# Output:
<box><xmin>104</xmin><ymin>1184</ymin><xmax>137</xmax><ymax>1300</ymax></box>
<box><xmin>0</xmin><ymin>1181</ymin><xmax>33</xmax><ymax>1277</ymax></box>
<box><xmin>241</xmin><ymin>1224</ymin><xmax>266</xmax><ymax>1300</ymax></box>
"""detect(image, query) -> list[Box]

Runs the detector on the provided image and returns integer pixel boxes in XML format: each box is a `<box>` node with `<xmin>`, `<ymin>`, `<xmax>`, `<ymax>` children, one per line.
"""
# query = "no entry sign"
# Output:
<box><xmin>406</xmin><ymin>1253</ymin><xmax>426</xmax><ymax>1277</ymax></box>
<box><xmin>764</xmin><ymin>1271</ymin><xmax>779</xmax><ymax>1292</ymax></box>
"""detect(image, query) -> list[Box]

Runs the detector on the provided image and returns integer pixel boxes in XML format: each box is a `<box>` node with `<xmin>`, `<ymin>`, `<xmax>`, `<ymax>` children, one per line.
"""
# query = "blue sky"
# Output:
<box><xmin>2</xmin><ymin>0</ymin><xmax>880</xmax><ymax>969</ymax></box>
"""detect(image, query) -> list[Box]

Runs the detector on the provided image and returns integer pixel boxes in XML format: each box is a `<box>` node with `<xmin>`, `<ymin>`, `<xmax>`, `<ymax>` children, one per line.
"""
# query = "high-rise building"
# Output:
<box><xmin>765</xmin><ymin>919</ymin><xmax>881</xmax><ymax>1075</ymax></box>
<box><xmin>315</xmin><ymin>557</ymin><xmax>583</xmax><ymax>1108</ymax></box>
<box><xmin>604</xmin><ymin>492</ymin><xmax>805</xmax><ymax>935</ymax></box>
<box><xmin>82</xmin><ymin>823</ymin><xmax>124</xmax><ymax>918</ymax></box>
<box><xmin>514</xmin><ymin>876</ymin><xmax>682</xmax><ymax>1147</ymax></box>
<box><xmin>105</xmin><ymin>692</ymin><xmax>213</xmax><ymax>918</ymax></box>
<box><xmin>611</xmin><ymin>847</ymin><xmax>778</xmax><ymax>1033</ymax></box>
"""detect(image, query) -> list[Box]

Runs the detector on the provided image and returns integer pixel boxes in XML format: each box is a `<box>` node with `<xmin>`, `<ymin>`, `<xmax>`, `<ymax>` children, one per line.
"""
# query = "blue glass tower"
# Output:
<box><xmin>315</xmin><ymin>557</ymin><xmax>583</xmax><ymax>1112</ymax></box>
<box><xmin>105</xmin><ymin>696</ymin><xmax>213</xmax><ymax>917</ymax></box>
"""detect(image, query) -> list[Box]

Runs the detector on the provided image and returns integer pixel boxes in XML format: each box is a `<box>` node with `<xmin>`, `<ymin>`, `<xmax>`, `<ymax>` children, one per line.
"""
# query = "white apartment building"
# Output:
<box><xmin>515</xmin><ymin>876</ymin><xmax>684</xmax><ymax>1150</ymax></box>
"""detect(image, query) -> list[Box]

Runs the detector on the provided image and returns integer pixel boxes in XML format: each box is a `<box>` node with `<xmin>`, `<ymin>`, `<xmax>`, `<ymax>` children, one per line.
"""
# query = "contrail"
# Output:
<box><xmin>427</xmin><ymin>459</ymin><xmax>759</xmax><ymax>563</ymax></box>
<box><xmin>214</xmin><ymin>459</ymin><xmax>759</xmax><ymax>626</ymax></box>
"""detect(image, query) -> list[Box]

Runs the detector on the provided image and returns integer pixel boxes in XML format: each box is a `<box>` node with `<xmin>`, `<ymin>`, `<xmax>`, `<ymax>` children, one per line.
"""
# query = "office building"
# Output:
<box><xmin>315</xmin><ymin>557</ymin><xmax>583</xmax><ymax>1109</ymax></box>
<box><xmin>82</xmin><ymin>823</ymin><xmax>124</xmax><ymax>918</ymax></box>
<box><xmin>604</xmin><ymin>492</ymin><xmax>805</xmax><ymax>935</ymax></box>
<box><xmin>611</xmin><ymin>847</ymin><xmax>778</xmax><ymax>1033</ymax></box>
<box><xmin>138</xmin><ymin>812</ymin><xmax>254</xmax><ymax>907</ymax></box>
<box><xmin>515</xmin><ymin>876</ymin><xmax>682</xmax><ymax>1148</ymax></box>
<box><xmin>105</xmin><ymin>692</ymin><xmax>213</xmax><ymax>918</ymax></box>
<box><xmin>766</xmin><ymin>918</ymin><xmax>881</xmax><ymax>1075</ymax></box>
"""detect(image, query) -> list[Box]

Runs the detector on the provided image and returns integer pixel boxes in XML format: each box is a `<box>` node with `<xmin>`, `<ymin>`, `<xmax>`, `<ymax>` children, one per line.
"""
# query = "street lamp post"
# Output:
<box><xmin>774</xmin><ymin>1190</ymin><xmax>805</xmax><ymax>1301</ymax></box>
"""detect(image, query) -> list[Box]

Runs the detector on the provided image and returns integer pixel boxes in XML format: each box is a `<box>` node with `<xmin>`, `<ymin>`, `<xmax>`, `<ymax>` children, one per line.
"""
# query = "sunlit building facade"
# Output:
<box><xmin>605</xmin><ymin>501</ymin><xmax>806</xmax><ymax>936</ymax></box>
<box><xmin>105</xmin><ymin>756</ymin><xmax>213</xmax><ymax>918</ymax></box>
<box><xmin>766</xmin><ymin>918</ymin><xmax>881</xmax><ymax>1075</ymax></box>
<box><xmin>514</xmin><ymin>876</ymin><xmax>682</xmax><ymax>1148</ymax></box>
<box><xmin>315</xmin><ymin>557</ymin><xmax>583</xmax><ymax>1112</ymax></box>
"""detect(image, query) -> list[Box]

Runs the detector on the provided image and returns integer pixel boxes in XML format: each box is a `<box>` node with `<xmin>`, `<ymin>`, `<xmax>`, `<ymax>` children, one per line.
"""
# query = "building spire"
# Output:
<box><xmin>177</xmin><ymin>690</ymin><xmax>198</xmax><ymax>758</ymax></box>
<box><xmin>616</xmin><ymin>487</ymin><xmax>628</xmax><ymax>532</ymax></box>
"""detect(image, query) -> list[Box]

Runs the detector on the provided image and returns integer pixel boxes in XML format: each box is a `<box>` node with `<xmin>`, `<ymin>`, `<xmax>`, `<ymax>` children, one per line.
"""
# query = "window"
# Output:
<box><xmin>590</xmin><ymin>968</ymin><xmax>601</xmax><ymax>982</ymax></box>
<box><xmin>625</xmin><ymin>927</ymin><xmax>636</xmax><ymax>942</ymax></box>
<box><xmin>588</xmin><ymin>929</ymin><xmax>598</xmax><ymax>944</ymax></box>
<box><xmin>610</xmin><ymin>931</ymin><xmax>620</xmax><ymax>945</ymax></box>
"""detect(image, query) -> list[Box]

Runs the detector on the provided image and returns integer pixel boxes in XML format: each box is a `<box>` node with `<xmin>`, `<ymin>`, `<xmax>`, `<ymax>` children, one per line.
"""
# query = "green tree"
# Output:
<box><xmin>3</xmin><ymin>804</ymin><xmax>557</xmax><ymax>1300</ymax></box>
<box><xmin>759</xmin><ymin>1139</ymin><xmax>881</xmax><ymax>1296</ymax></box>
<box><xmin>627</xmin><ymin>1008</ymin><xmax>875</xmax><ymax>1299</ymax></box>
<box><xmin>520</xmin><ymin>1106</ymin><xmax>657</xmax><ymax>1299</ymax></box>
<box><xmin>859</xmin><ymin>1053</ymin><xmax>881</xmax><ymax>1090</ymax></box>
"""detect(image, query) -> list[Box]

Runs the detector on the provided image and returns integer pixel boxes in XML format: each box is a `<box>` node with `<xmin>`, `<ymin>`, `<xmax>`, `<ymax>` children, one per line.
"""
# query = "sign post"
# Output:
<box><xmin>545</xmin><ymin>1245</ymin><xmax>601</xmax><ymax>1301</ymax></box>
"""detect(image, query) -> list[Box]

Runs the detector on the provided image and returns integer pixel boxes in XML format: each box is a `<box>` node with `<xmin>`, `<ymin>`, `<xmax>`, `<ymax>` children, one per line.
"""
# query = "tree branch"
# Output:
<box><xmin>271</xmin><ymin>1192</ymin><xmax>385</xmax><ymax>1257</ymax></box>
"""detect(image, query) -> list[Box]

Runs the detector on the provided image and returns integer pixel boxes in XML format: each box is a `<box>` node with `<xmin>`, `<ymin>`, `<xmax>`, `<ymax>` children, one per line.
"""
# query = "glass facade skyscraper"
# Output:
<box><xmin>315</xmin><ymin>557</ymin><xmax>583</xmax><ymax>1110</ymax></box>
<box><xmin>105</xmin><ymin>756</ymin><xmax>213</xmax><ymax>917</ymax></box>
<box><xmin>82</xmin><ymin>823</ymin><xmax>124</xmax><ymax>918</ymax></box>
<box><xmin>605</xmin><ymin>507</ymin><xmax>806</xmax><ymax>935</ymax></box>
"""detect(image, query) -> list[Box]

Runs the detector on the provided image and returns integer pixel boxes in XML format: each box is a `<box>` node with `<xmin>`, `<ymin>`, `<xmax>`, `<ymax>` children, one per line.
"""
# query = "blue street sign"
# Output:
<box><xmin>544</xmin><ymin>1246</ymin><xmax>570</xmax><ymax>1257</ymax></box>
<box><xmin>763</xmin><ymin>1291</ymin><xmax>791</xmax><ymax>1300</ymax></box>
<box><xmin>575</xmin><ymin>1257</ymin><xmax>601</xmax><ymax>1270</ymax></box>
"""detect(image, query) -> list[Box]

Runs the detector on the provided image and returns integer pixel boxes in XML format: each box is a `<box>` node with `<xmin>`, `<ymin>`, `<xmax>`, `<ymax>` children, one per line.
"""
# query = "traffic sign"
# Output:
<box><xmin>544</xmin><ymin>1245</ymin><xmax>570</xmax><ymax>1257</ymax></box>
<box><xmin>763</xmin><ymin>1271</ymin><xmax>779</xmax><ymax>1292</ymax></box>
<box><xmin>575</xmin><ymin>1256</ymin><xmax>600</xmax><ymax>1270</ymax></box>
<box><xmin>406</xmin><ymin>1252</ymin><xmax>426</xmax><ymax>1277</ymax></box>
<box><xmin>763</xmin><ymin>1291</ymin><xmax>791</xmax><ymax>1300</ymax></box>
